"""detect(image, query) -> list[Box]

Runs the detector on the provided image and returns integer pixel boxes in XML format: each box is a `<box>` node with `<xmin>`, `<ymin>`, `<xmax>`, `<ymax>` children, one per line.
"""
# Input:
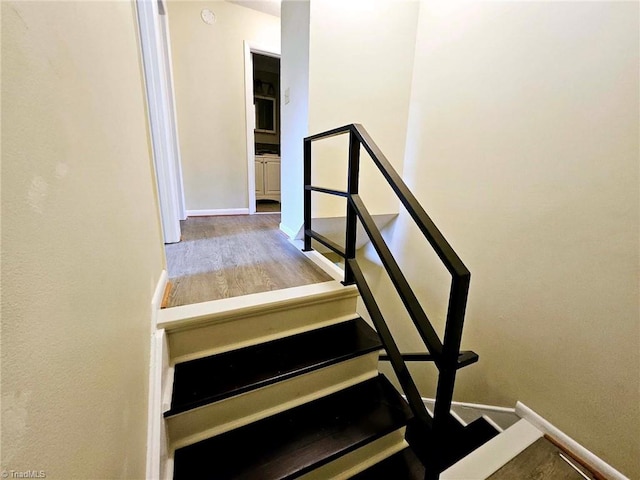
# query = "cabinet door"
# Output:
<box><xmin>255</xmin><ymin>159</ymin><xmax>264</xmax><ymax>195</ymax></box>
<box><xmin>264</xmin><ymin>160</ymin><xmax>281</xmax><ymax>195</ymax></box>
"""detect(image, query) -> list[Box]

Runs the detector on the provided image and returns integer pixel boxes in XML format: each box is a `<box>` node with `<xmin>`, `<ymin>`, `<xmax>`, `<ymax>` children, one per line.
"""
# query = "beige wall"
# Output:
<box><xmin>1</xmin><ymin>2</ymin><xmax>165</xmax><ymax>478</ymax></box>
<box><xmin>369</xmin><ymin>1</ymin><xmax>639</xmax><ymax>476</ymax></box>
<box><xmin>280</xmin><ymin>0</ymin><xmax>310</xmax><ymax>237</ymax></box>
<box><xmin>307</xmin><ymin>0</ymin><xmax>419</xmax><ymax>219</ymax></box>
<box><xmin>167</xmin><ymin>0</ymin><xmax>280</xmax><ymax>211</ymax></box>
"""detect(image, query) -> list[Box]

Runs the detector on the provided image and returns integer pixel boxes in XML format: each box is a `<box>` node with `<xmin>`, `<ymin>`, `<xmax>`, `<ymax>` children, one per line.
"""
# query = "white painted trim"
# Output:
<box><xmin>167</xmin><ymin>355</ymin><xmax>379</xmax><ymax>450</ymax></box>
<box><xmin>420</xmin><ymin>397</ymin><xmax>517</xmax><ymax>414</ymax></box>
<box><xmin>279</xmin><ymin>222</ymin><xmax>300</xmax><ymax>239</ymax></box>
<box><xmin>481</xmin><ymin>414</ymin><xmax>504</xmax><ymax>433</ymax></box>
<box><xmin>158</xmin><ymin>280</ymin><xmax>357</xmax><ymax>330</ymax></box>
<box><xmin>146</xmin><ymin>329</ymin><xmax>167</xmax><ymax>480</ymax></box>
<box><xmin>244</xmin><ymin>41</ymin><xmax>257</xmax><ymax>215</ymax></box>
<box><xmin>243</xmin><ymin>42</ymin><xmax>280</xmax><ymax>216</ymax></box>
<box><xmin>158</xmin><ymin>6</ymin><xmax>186</xmax><ymax>220</ymax></box>
<box><xmin>441</xmin><ymin>419</ymin><xmax>543</xmax><ymax>480</ymax></box>
<box><xmin>136</xmin><ymin>0</ymin><xmax>182</xmax><ymax>243</ymax></box>
<box><xmin>449</xmin><ymin>409</ymin><xmax>468</xmax><ymax>428</ymax></box>
<box><xmin>302</xmin><ymin>430</ymin><xmax>407</xmax><ymax>480</ymax></box>
<box><xmin>300</xmin><ymin>248</ymin><xmax>346</xmax><ymax>282</ymax></box>
<box><xmin>186</xmin><ymin>208</ymin><xmax>249</xmax><ymax>217</ymax></box>
<box><xmin>151</xmin><ymin>269</ymin><xmax>168</xmax><ymax>328</ymax></box>
<box><xmin>516</xmin><ymin>402</ymin><xmax>630</xmax><ymax>480</ymax></box>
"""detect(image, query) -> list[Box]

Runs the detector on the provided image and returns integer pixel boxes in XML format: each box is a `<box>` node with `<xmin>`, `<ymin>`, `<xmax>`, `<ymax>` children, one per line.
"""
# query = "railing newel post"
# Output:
<box><xmin>303</xmin><ymin>137</ymin><xmax>312</xmax><ymax>252</ymax></box>
<box><xmin>303</xmin><ymin>124</ymin><xmax>475</xmax><ymax>479</ymax></box>
<box><xmin>343</xmin><ymin>127</ymin><xmax>360</xmax><ymax>285</ymax></box>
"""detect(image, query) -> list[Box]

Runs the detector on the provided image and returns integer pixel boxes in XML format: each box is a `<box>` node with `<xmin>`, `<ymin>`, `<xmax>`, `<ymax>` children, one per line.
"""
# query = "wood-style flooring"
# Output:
<box><xmin>256</xmin><ymin>200</ymin><xmax>281</xmax><ymax>213</ymax></box>
<box><xmin>488</xmin><ymin>437</ymin><xmax>597</xmax><ymax>479</ymax></box>
<box><xmin>164</xmin><ymin>214</ymin><xmax>331</xmax><ymax>307</ymax></box>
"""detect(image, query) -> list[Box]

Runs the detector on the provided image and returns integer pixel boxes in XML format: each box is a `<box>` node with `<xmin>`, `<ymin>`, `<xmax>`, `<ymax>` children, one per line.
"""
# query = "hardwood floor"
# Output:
<box><xmin>488</xmin><ymin>438</ymin><xmax>596</xmax><ymax>479</ymax></box>
<box><xmin>256</xmin><ymin>200</ymin><xmax>281</xmax><ymax>213</ymax></box>
<box><xmin>164</xmin><ymin>214</ymin><xmax>332</xmax><ymax>307</ymax></box>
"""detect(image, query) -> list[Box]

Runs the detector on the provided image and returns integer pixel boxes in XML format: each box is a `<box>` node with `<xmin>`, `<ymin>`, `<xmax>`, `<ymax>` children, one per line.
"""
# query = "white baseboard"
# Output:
<box><xmin>186</xmin><ymin>208</ymin><xmax>249</xmax><ymax>217</ymax></box>
<box><xmin>422</xmin><ymin>397</ymin><xmax>517</xmax><ymax>414</ymax></box>
<box><xmin>516</xmin><ymin>402</ymin><xmax>629</xmax><ymax>480</ymax></box>
<box><xmin>151</xmin><ymin>270</ymin><xmax>168</xmax><ymax>329</ymax></box>
<box><xmin>300</xmin><ymin>248</ymin><xmax>346</xmax><ymax>282</ymax></box>
<box><xmin>279</xmin><ymin>222</ymin><xmax>302</xmax><ymax>240</ymax></box>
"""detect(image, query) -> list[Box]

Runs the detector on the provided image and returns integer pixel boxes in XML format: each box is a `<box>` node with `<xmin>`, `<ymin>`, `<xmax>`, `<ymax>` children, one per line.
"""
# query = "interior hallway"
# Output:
<box><xmin>163</xmin><ymin>214</ymin><xmax>332</xmax><ymax>307</ymax></box>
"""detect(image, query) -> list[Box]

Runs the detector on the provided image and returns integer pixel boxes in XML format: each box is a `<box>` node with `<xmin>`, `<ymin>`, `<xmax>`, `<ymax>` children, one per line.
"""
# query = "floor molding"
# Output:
<box><xmin>279</xmin><ymin>222</ymin><xmax>302</xmax><ymax>240</ymax></box>
<box><xmin>186</xmin><ymin>208</ymin><xmax>249</xmax><ymax>217</ymax></box>
<box><xmin>421</xmin><ymin>397</ymin><xmax>517</xmax><ymax>414</ymax></box>
<box><xmin>300</xmin><ymin>248</ymin><xmax>345</xmax><ymax>282</ymax></box>
<box><xmin>516</xmin><ymin>402</ymin><xmax>629</xmax><ymax>480</ymax></box>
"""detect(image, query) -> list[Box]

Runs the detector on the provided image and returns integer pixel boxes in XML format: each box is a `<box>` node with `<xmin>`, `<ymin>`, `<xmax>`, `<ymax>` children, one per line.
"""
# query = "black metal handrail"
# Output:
<box><xmin>303</xmin><ymin>124</ymin><xmax>477</xmax><ymax>479</ymax></box>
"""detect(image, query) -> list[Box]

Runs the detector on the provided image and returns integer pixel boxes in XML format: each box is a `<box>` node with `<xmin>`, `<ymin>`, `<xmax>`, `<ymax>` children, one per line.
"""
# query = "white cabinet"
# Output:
<box><xmin>255</xmin><ymin>155</ymin><xmax>280</xmax><ymax>202</ymax></box>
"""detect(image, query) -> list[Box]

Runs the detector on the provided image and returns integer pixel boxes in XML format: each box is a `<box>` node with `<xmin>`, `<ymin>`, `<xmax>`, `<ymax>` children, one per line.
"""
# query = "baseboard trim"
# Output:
<box><xmin>186</xmin><ymin>208</ymin><xmax>249</xmax><ymax>217</ymax></box>
<box><xmin>515</xmin><ymin>402</ymin><xmax>629</xmax><ymax>480</ymax></box>
<box><xmin>279</xmin><ymin>222</ymin><xmax>302</xmax><ymax>240</ymax></box>
<box><xmin>300</xmin><ymin>249</ymin><xmax>346</xmax><ymax>282</ymax></box>
<box><xmin>420</xmin><ymin>396</ymin><xmax>517</xmax><ymax>414</ymax></box>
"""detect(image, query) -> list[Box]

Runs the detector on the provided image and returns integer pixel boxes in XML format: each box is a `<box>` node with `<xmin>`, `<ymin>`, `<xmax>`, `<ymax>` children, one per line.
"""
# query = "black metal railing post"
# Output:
<box><xmin>343</xmin><ymin>128</ymin><xmax>361</xmax><ymax>284</ymax></box>
<box><xmin>430</xmin><ymin>274</ymin><xmax>471</xmax><ymax>475</ymax></box>
<box><xmin>303</xmin><ymin>138</ymin><xmax>312</xmax><ymax>252</ymax></box>
<box><xmin>303</xmin><ymin>124</ymin><xmax>476</xmax><ymax>479</ymax></box>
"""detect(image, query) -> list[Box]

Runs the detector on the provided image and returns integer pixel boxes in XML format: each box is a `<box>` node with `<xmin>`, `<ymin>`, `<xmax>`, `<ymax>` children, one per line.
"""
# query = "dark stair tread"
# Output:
<box><xmin>350</xmin><ymin>447</ymin><xmax>425</xmax><ymax>479</ymax></box>
<box><xmin>173</xmin><ymin>374</ymin><xmax>413</xmax><ymax>480</ymax></box>
<box><xmin>166</xmin><ymin>316</ymin><xmax>382</xmax><ymax>416</ymax></box>
<box><xmin>407</xmin><ymin>415</ymin><xmax>500</xmax><ymax>472</ymax></box>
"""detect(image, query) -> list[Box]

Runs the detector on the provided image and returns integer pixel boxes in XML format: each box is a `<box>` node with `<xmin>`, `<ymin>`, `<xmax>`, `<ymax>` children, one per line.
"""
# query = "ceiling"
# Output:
<box><xmin>226</xmin><ymin>0</ymin><xmax>281</xmax><ymax>18</ymax></box>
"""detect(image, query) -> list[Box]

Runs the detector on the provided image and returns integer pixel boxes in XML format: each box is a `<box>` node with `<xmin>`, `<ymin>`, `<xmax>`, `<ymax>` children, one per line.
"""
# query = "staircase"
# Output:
<box><xmin>155</xmin><ymin>281</ymin><xmax>500</xmax><ymax>479</ymax></box>
<box><xmin>150</xmin><ymin>124</ymin><xmax>500</xmax><ymax>479</ymax></box>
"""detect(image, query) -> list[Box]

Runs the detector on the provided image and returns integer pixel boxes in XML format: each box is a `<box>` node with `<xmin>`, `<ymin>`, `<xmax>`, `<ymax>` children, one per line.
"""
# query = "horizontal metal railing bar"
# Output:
<box><xmin>305</xmin><ymin>186</ymin><xmax>349</xmax><ymax>197</ymax></box>
<box><xmin>304</xmin><ymin>123</ymin><xmax>353</xmax><ymax>142</ymax></box>
<box><xmin>379</xmin><ymin>351</ymin><xmax>478</xmax><ymax>369</ymax></box>
<box><xmin>380</xmin><ymin>353</ymin><xmax>436</xmax><ymax>362</ymax></box>
<box><xmin>351</xmin><ymin>124</ymin><xmax>470</xmax><ymax>279</ymax></box>
<box><xmin>456</xmin><ymin>350</ymin><xmax>479</xmax><ymax>368</ymax></box>
<box><xmin>305</xmin><ymin>229</ymin><xmax>346</xmax><ymax>257</ymax></box>
<box><xmin>350</xmin><ymin>194</ymin><xmax>444</xmax><ymax>361</ymax></box>
<box><xmin>347</xmin><ymin>258</ymin><xmax>433</xmax><ymax>430</ymax></box>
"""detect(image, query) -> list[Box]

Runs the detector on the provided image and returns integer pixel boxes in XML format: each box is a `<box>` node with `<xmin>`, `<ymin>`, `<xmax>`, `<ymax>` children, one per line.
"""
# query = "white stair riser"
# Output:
<box><xmin>167</xmin><ymin>352</ymin><xmax>380</xmax><ymax>450</ymax></box>
<box><xmin>299</xmin><ymin>429</ymin><xmax>408</xmax><ymax>480</ymax></box>
<box><xmin>167</xmin><ymin>295</ymin><xmax>358</xmax><ymax>364</ymax></box>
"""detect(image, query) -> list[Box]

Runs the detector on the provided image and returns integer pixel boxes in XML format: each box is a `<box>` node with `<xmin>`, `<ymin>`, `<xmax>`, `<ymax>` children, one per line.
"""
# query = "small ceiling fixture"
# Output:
<box><xmin>201</xmin><ymin>9</ymin><xmax>216</xmax><ymax>25</ymax></box>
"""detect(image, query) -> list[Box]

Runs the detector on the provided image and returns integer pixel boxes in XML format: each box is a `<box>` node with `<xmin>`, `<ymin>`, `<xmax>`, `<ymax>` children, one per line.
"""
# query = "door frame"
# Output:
<box><xmin>136</xmin><ymin>0</ymin><xmax>185</xmax><ymax>243</ymax></box>
<box><xmin>243</xmin><ymin>41</ymin><xmax>281</xmax><ymax>215</ymax></box>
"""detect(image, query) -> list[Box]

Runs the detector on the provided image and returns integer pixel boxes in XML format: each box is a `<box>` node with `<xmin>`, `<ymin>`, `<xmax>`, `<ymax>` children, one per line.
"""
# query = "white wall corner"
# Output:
<box><xmin>515</xmin><ymin>402</ymin><xmax>630</xmax><ymax>480</ymax></box>
<box><xmin>299</xmin><ymin>247</ymin><xmax>345</xmax><ymax>282</ymax></box>
<box><xmin>146</xmin><ymin>329</ymin><xmax>168</xmax><ymax>480</ymax></box>
<box><xmin>279</xmin><ymin>221</ymin><xmax>303</xmax><ymax>240</ymax></box>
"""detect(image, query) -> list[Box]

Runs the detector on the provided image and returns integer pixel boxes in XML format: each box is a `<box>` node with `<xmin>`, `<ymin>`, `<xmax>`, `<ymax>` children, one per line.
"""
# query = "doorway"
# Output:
<box><xmin>244</xmin><ymin>45</ymin><xmax>281</xmax><ymax>214</ymax></box>
<box><xmin>253</xmin><ymin>53</ymin><xmax>281</xmax><ymax>214</ymax></box>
